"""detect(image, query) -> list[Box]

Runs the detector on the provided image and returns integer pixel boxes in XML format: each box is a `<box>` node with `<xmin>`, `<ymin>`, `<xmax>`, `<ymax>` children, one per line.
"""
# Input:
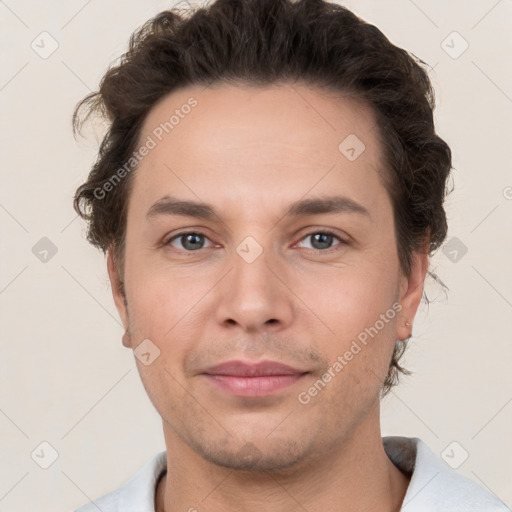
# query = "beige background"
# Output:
<box><xmin>1</xmin><ymin>1</ymin><xmax>511</xmax><ymax>511</ymax></box>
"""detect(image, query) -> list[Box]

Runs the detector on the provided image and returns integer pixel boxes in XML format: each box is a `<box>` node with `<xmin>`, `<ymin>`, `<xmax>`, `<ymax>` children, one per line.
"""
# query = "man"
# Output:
<box><xmin>72</xmin><ymin>0</ymin><xmax>508</xmax><ymax>510</ymax></box>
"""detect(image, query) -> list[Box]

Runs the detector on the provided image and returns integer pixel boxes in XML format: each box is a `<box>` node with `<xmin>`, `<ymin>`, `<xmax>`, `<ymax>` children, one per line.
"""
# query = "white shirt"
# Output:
<box><xmin>74</xmin><ymin>436</ymin><xmax>509</xmax><ymax>511</ymax></box>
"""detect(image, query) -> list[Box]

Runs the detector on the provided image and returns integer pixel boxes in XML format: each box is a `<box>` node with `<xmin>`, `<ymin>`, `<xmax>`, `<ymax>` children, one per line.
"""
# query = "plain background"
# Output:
<box><xmin>0</xmin><ymin>1</ymin><xmax>511</xmax><ymax>510</ymax></box>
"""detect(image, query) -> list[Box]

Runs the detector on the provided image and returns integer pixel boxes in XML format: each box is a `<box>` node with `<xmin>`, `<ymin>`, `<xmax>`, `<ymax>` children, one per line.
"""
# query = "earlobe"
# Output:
<box><xmin>122</xmin><ymin>329</ymin><xmax>132</xmax><ymax>348</ymax></box>
<box><xmin>396</xmin><ymin>249</ymin><xmax>429</xmax><ymax>342</ymax></box>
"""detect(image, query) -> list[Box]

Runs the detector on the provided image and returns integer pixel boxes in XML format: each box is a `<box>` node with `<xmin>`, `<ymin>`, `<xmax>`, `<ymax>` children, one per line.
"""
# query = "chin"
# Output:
<box><xmin>188</xmin><ymin>434</ymin><xmax>313</xmax><ymax>473</ymax></box>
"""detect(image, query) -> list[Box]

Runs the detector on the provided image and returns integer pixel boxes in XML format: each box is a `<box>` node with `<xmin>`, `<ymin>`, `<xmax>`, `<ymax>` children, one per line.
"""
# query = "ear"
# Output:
<box><xmin>396</xmin><ymin>242</ymin><xmax>429</xmax><ymax>342</ymax></box>
<box><xmin>106</xmin><ymin>246</ymin><xmax>131</xmax><ymax>347</ymax></box>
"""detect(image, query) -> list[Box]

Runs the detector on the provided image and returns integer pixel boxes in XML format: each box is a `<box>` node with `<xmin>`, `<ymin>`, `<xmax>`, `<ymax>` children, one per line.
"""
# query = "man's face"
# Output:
<box><xmin>108</xmin><ymin>83</ymin><xmax>425</xmax><ymax>471</ymax></box>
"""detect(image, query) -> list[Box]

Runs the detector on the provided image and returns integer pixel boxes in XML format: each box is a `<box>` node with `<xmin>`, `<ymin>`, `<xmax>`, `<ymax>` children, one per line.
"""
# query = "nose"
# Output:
<box><xmin>214</xmin><ymin>243</ymin><xmax>294</xmax><ymax>333</ymax></box>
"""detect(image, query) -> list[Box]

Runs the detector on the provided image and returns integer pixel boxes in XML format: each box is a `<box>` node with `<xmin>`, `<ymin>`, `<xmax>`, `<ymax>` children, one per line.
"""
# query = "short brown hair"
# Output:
<box><xmin>73</xmin><ymin>0</ymin><xmax>452</xmax><ymax>397</ymax></box>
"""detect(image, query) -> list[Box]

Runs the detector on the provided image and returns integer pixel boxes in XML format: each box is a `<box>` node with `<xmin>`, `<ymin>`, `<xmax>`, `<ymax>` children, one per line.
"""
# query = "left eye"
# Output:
<box><xmin>296</xmin><ymin>231</ymin><xmax>344</xmax><ymax>251</ymax></box>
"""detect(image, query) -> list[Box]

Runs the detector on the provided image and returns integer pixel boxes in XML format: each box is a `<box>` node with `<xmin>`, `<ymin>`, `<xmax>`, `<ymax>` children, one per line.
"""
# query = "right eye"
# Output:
<box><xmin>165</xmin><ymin>231</ymin><xmax>214</xmax><ymax>252</ymax></box>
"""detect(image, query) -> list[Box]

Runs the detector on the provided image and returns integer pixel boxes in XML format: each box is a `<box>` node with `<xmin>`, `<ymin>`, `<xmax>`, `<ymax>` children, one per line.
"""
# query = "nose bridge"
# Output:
<box><xmin>215</xmin><ymin>233</ymin><xmax>293</xmax><ymax>331</ymax></box>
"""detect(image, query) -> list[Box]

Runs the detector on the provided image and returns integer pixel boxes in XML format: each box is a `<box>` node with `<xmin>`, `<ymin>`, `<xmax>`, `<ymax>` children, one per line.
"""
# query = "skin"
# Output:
<box><xmin>107</xmin><ymin>82</ymin><xmax>428</xmax><ymax>512</ymax></box>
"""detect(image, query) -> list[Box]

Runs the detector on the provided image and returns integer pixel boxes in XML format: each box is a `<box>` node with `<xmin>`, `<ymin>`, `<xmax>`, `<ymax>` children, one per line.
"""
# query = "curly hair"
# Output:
<box><xmin>73</xmin><ymin>0</ymin><xmax>452</xmax><ymax>397</ymax></box>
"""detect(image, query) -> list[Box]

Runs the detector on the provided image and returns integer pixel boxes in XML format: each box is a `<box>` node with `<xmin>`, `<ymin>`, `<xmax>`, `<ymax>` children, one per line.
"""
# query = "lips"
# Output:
<box><xmin>201</xmin><ymin>360</ymin><xmax>308</xmax><ymax>397</ymax></box>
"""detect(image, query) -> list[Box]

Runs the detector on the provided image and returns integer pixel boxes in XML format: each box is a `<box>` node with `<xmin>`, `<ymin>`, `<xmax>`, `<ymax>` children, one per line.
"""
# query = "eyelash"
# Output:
<box><xmin>163</xmin><ymin>229</ymin><xmax>348</xmax><ymax>254</ymax></box>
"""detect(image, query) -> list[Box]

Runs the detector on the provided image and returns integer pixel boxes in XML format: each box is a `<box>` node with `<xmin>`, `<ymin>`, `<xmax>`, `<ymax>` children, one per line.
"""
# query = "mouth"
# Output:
<box><xmin>201</xmin><ymin>360</ymin><xmax>309</xmax><ymax>397</ymax></box>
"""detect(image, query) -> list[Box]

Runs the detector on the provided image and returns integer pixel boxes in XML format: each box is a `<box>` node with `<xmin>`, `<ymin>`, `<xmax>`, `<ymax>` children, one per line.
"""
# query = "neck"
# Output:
<box><xmin>156</xmin><ymin>404</ymin><xmax>410</xmax><ymax>512</ymax></box>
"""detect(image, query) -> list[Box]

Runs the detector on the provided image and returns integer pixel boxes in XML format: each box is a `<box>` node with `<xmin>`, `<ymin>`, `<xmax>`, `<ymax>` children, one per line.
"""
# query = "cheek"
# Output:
<box><xmin>303</xmin><ymin>259</ymin><xmax>399</xmax><ymax>336</ymax></box>
<box><xmin>125</xmin><ymin>247</ymin><xmax>197</xmax><ymax>325</ymax></box>
<box><xmin>302</xmin><ymin>263</ymin><xmax>400</xmax><ymax>402</ymax></box>
<box><xmin>125</xmin><ymin>263</ymin><xmax>212</xmax><ymax>367</ymax></box>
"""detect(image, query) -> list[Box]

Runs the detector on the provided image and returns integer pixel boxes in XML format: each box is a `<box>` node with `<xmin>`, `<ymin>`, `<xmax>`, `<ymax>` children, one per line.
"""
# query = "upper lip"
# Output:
<box><xmin>202</xmin><ymin>360</ymin><xmax>307</xmax><ymax>377</ymax></box>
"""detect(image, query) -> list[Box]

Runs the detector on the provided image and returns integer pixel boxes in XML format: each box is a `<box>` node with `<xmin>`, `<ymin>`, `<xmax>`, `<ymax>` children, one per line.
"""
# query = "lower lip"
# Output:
<box><xmin>204</xmin><ymin>374</ymin><xmax>306</xmax><ymax>397</ymax></box>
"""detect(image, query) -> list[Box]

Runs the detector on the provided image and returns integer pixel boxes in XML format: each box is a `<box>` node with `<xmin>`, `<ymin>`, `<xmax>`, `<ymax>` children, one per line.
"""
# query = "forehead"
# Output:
<box><xmin>140</xmin><ymin>81</ymin><xmax>379</xmax><ymax>157</ymax></box>
<box><xmin>129</xmin><ymin>82</ymin><xmax>388</xmax><ymax>222</ymax></box>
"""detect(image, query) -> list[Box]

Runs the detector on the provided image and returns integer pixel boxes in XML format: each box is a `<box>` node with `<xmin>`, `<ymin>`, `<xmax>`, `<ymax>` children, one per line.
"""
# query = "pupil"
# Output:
<box><xmin>312</xmin><ymin>233</ymin><xmax>332</xmax><ymax>250</ymax></box>
<box><xmin>183</xmin><ymin>233</ymin><xmax>203</xmax><ymax>250</ymax></box>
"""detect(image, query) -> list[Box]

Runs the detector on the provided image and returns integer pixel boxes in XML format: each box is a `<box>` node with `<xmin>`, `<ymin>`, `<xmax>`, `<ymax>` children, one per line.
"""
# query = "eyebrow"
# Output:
<box><xmin>146</xmin><ymin>194</ymin><xmax>371</xmax><ymax>221</ymax></box>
